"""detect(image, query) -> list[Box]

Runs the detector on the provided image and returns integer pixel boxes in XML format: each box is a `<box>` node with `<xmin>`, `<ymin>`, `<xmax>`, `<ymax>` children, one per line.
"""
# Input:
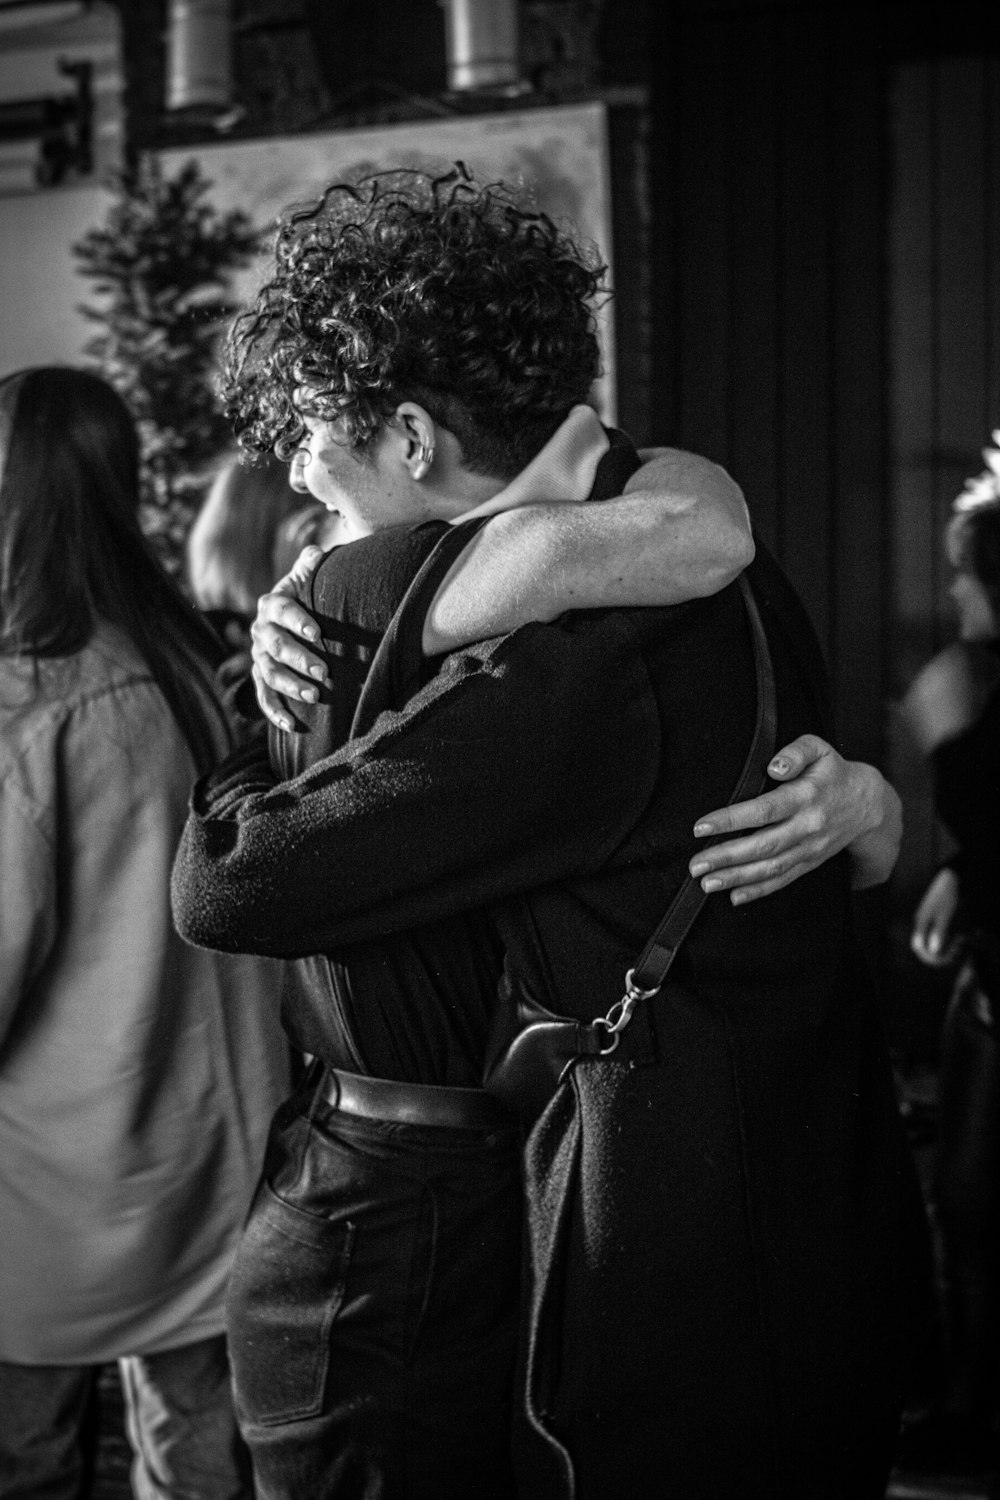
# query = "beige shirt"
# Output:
<box><xmin>0</xmin><ymin>625</ymin><xmax>288</xmax><ymax>1362</ymax></box>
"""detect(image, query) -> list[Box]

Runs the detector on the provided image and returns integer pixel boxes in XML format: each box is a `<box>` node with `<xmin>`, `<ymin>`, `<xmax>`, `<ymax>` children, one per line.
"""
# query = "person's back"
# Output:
<box><xmin>0</xmin><ymin>366</ymin><xmax>288</xmax><ymax>1500</ymax></box>
<box><xmin>0</xmin><ymin>623</ymin><xmax>286</xmax><ymax>1359</ymax></box>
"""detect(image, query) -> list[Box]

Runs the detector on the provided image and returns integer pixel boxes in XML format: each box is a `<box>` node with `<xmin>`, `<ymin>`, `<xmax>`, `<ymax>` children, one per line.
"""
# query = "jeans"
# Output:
<box><xmin>227</xmin><ymin>1089</ymin><xmax>522</xmax><ymax>1500</ymax></box>
<box><xmin>0</xmin><ymin>1335</ymin><xmax>252</xmax><ymax>1500</ymax></box>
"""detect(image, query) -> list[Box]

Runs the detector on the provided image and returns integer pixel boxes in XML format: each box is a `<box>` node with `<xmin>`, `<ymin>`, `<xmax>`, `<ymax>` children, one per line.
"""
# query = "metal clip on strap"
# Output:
<box><xmin>591</xmin><ymin>968</ymin><xmax>663</xmax><ymax>1056</ymax></box>
<box><xmin>590</xmin><ymin>575</ymin><xmax>778</xmax><ymax>1045</ymax></box>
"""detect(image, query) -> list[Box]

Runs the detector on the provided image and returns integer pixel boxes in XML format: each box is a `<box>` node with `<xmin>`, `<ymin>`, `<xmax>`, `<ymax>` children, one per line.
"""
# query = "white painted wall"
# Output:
<box><xmin>0</xmin><ymin>182</ymin><xmax>111</xmax><ymax>374</ymax></box>
<box><xmin>0</xmin><ymin>0</ymin><xmax>121</xmax><ymax>375</ymax></box>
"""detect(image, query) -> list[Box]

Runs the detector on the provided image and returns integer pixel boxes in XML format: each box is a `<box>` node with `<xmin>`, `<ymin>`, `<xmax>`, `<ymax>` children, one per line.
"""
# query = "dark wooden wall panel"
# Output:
<box><xmin>887</xmin><ymin>53</ymin><xmax>1000</xmax><ymax>903</ymax></box>
<box><xmin>988</xmin><ymin>62</ymin><xmax>1000</xmax><ymax>429</ymax></box>
<box><xmin>886</xmin><ymin>58</ymin><xmax>940</xmax><ymax>898</ymax></box>
<box><xmin>653</xmin><ymin>0</ymin><xmax>888</xmax><ymax>764</ymax></box>
<box><xmin>777</xmin><ymin>4</ymin><xmax>835</xmax><ymax>650</ymax></box>
<box><xmin>644</xmin><ymin>0</ymin><xmax>1000</xmax><ymax>1031</ymax></box>
<box><xmin>936</xmin><ymin>60</ymin><xmax>990</xmax><ymax>521</ymax></box>
<box><xmin>674</xmin><ymin>16</ymin><xmax>732</xmax><ymax>463</ymax></box>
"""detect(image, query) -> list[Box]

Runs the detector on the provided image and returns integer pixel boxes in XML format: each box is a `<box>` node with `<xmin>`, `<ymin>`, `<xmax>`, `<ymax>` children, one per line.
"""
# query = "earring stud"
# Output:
<box><xmin>416</xmin><ymin>444</ymin><xmax>434</xmax><ymax>477</ymax></box>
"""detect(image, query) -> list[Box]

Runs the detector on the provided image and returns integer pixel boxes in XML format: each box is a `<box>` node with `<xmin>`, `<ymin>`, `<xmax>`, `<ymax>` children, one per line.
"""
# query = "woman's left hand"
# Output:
<box><xmin>689</xmin><ymin>734</ymin><xmax>902</xmax><ymax>904</ymax></box>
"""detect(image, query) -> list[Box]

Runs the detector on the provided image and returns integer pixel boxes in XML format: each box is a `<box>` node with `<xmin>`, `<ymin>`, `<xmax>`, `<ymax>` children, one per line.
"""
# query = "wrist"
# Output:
<box><xmin>846</xmin><ymin>764</ymin><xmax>902</xmax><ymax>888</ymax></box>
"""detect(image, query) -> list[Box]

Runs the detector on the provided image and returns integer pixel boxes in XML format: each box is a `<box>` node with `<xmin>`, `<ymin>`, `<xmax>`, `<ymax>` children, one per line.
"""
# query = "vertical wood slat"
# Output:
<box><xmin>885</xmin><ymin>55</ymin><xmax>999</xmax><ymax>899</ymax></box>
<box><xmin>935</xmin><ymin>56</ymin><xmax>990</xmax><ymax>576</ymax></box>
<box><xmin>828</xmin><ymin>3</ymin><xmax>887</xmax><ymax>763</ymax></box>
<box><xmin>888</xmin><ymin>60</ymin><xmax>938</xmax><ymax>685</ymax></box>
<box><xmin>886</xmin><ymin>57</ymin><xmax>940</xmax><ymax>899</ymax></box>
<box><xmin>607</xmin><ymin>103</ymin><xmax>654</xmax><ymax>443</ymax></box>
<box><xmin>774</xmin><ymin>3</ymin><xmax>835</xmax><ymax>654</ymax></box>
<box><xmin>987</xmin><ymin>59</ymin><xmax>1000</xmax><ymax>432</ymax></box>
<box><xmin>673</xmin><ymin>13</ymin><xmax>732</xmax><ymax>464</ymax></box>
<box><xmin>726</xmin><ymin>6</ymin><xmax>781</xmax><ymax>548</ymax></box>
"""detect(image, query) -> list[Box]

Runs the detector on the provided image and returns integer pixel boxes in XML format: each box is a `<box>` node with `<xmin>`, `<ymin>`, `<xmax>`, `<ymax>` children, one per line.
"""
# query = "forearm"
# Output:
<box><xmin>423</xmin><ymin>451</ymin><xmax>754</xmax><ymax>654</ymax></box>
<box><xmin>173</xmin><ymin>629</ymin><xmax>651</xmax><ymax>958</ymax></box>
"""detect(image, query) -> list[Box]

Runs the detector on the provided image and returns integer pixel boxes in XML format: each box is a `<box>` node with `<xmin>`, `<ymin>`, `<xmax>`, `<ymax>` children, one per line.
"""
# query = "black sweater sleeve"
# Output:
<box><xmin>171</xmin><ymin>611</ymin><xmax>661</xmax><ymax>958</ymax></box>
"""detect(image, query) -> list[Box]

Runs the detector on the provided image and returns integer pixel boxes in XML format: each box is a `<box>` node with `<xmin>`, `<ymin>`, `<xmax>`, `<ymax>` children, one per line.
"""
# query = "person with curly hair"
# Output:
<box><xmin>173</xmin><ymin>166</ymin><xmax>914</xmax><ymax>1499</ymax></box>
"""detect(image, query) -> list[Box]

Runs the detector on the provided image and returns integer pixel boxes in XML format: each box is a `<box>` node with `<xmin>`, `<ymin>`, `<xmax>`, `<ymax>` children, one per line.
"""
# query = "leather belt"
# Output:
<box><xmin>321</xmin><ymin>1067</ymin><xmax>515</xmax><ymax>1131</ymax></box>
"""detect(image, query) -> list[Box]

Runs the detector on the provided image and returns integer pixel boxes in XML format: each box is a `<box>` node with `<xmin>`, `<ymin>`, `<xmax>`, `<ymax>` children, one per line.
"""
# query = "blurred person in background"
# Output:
<box><xmin>899</xmin><ymin>440</ymin><xmax>1000</xmax><ymax>1479</ymax></box>
<box><xmin>186</xmin><ymin>449</ymin><xmax>346</xmax><ymax>733</ymax></box>
<box><xmin>0</xmin><ymin>367</ymin><xmax>288</xmax><ymax>1500</ymax></box>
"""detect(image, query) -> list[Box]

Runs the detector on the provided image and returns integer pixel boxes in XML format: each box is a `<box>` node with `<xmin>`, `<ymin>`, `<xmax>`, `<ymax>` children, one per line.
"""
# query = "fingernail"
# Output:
<box><xmin>702</xmin><ymin>876</ymin><xmax>723</xmax><ymax>893</ymax></box>
<box><xmin>769</xmin><ymin>757</ymin><xmax>790</xmax><ymax>776</ymax></box>
<box><xmin>690</xmin><ymin>860</ymin><xmax>710</xmax><ymax>876</ymax></box>
<box><xmin>303</xmin><ymin>687</ymin><xmax>318</xmax><ymax>703</ymax></box>
<box><xmin>731</xmin><ymin>890</ymin><xmax>747</xmax><ymax>905</ymax></box>
<box><xmin>693</xmin><ymin>822</ymin><xmax>713</xmax><ymax>837</ymax></box>
<box><xmin>303</xmin><ymin>625</ymin><xmax>319</xmax><ymax>641</ymax></box>
<box><xmin>928</xmin><ymin>933</ymin><xmax>940</xmax><ymax>954</ymax></box>
<box><xmin>309</xmin><ymin>665</ymin><xmax>325</xmax><ymax>680</ymax></box>
<box><xmin>277</xmin><ymin>718</ymin><xmax>292</xmax><ymax>732</ymax></box>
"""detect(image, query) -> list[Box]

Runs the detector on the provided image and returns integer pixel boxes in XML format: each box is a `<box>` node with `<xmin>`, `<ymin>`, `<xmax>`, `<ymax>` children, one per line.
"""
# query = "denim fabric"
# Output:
<box><xmin>0</xmin><ymin>1336</ymin><xmax>251</xmax><ymax>1500</ymax></box>
<box><xmin>227</xmin><ymin>1092</ymin><xmax>522</xmax><ymax>1499</ymax></box>
<box><xmin>0</xmin><ymin>1363</ymin><xmax>93</xmax><ymax>1500</ymax></box>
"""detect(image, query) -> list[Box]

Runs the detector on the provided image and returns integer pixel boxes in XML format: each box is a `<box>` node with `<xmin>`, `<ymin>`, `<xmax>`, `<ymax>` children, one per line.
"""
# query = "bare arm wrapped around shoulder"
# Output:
<box><xmin>422</xmin><ymin>448</ymin><xmax>753</xmax><ymax>651</ymax></box>
<box><xmin>250</xmin><ymin>449</ymin><xmax>754</xmax><ymax>728</ymax></box>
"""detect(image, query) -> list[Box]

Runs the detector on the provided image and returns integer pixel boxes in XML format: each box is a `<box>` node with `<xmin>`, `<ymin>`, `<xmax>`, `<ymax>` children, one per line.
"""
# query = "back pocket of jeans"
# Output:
<box><xmin>227</xmin><ymin>1182</ymin><xmax>355</xmax><ymax>1426</ymax></box>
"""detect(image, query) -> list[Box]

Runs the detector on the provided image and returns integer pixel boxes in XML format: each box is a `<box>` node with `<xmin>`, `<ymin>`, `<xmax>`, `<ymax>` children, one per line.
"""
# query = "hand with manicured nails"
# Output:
<box><xmin>250</xmin><ymin>546</ymin><xmax>329</xmax><ymax>732</ymax></box>
<box><xmin>689</xmin><ymin>733</ymin><xmax>903</xmax><ymax>904</ymax></box>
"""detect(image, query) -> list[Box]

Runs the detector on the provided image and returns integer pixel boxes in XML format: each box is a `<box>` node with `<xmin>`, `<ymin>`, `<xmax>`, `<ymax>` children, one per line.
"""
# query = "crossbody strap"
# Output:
<box><xmin>592</xmin><ymin>574</ymin><xmax>778</xmax><ymax>1051</ymax></box>
<box><xmin>350</xmin><ymin>518</ymin><xmax>490</xmax><ymax>741</ymax></box>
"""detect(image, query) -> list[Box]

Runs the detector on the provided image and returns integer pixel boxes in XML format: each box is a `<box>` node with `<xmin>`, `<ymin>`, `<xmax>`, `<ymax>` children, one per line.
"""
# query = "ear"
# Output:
<box><xmin>393</xmin><ymin>402</ymin><xmax>437</xmax><ymax>480</ymax></box>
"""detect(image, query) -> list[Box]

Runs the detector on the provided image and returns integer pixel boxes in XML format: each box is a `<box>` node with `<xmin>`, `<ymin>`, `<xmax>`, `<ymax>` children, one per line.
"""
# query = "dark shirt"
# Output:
<box><xmin>268</xmin><ymin>520</ymin><xmax>505</xmax><ymax>1084</ymax></box>
<box><xmin>178</xmin><ymin>436</ymin><xmax>643</xmax><ymax>1085</ymax></box>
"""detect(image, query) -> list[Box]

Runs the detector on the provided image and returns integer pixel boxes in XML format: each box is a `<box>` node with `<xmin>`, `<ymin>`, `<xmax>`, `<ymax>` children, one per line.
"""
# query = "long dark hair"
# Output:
<box><xmin>0</xmin><ymin>366</ymin><xmax>229</xmax><ymax>774</ymax></box>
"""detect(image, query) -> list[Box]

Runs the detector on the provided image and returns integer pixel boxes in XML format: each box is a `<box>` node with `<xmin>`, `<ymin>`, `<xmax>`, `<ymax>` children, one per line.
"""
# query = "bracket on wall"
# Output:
<box><xmin>0</xmin><ymin>55</ymin><xmax>92</xmax><ymax>186</ymax></box>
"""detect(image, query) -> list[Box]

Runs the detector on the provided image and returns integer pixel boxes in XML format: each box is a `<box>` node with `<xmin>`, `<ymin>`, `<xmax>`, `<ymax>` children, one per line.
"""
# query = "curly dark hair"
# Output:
<box><xmin>221</xmin><ymin>163</ymin><xmax>608</xmax><ymax>481</ymax></box>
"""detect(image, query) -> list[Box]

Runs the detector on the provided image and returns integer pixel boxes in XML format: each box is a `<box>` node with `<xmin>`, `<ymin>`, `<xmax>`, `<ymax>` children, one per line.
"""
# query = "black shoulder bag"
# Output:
<box><xmin>482</xmin><ymin>574</ymin><xmax>778</xmax><ymax>1130</ymax></box>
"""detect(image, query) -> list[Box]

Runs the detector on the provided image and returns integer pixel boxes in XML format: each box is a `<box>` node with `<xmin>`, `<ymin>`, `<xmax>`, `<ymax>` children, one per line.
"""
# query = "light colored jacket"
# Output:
<box><xmin>0</xmin><ymin>625</ymin><xmax>287</xmax><ymax>1362</ymax></box>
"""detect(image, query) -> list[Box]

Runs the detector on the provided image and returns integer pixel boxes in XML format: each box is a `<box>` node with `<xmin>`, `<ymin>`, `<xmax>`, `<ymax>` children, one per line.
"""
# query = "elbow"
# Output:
<box><xmin>170</xmin><ymin>836</ymin><xmax>241</xmax><ymax>954</ymax></box>
<box><xmin>722</xmin><ymin>524</ymin><xmax>756</xmax><ymax>584</ymax></box>
<box><xmin>693</xmin><ymin>522</ymin><xmax>756</xmax><ymax>597</ymax></box>
<box><xmin>710</xmin><ymin>474</ymin><xmax>755</xmax><ymax>590</ymax></box>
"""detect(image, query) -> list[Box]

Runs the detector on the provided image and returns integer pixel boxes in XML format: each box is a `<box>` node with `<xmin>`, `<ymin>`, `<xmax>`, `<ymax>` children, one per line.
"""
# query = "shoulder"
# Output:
<box><xmin>0</xmin><ymin>631</ymin><xmax>184</xmax><ymax>802</ymax></box>
<box><xmin>308</xmin><ymin>523</ymin><xmax>448</xmax><ymax>636</ymax></box>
